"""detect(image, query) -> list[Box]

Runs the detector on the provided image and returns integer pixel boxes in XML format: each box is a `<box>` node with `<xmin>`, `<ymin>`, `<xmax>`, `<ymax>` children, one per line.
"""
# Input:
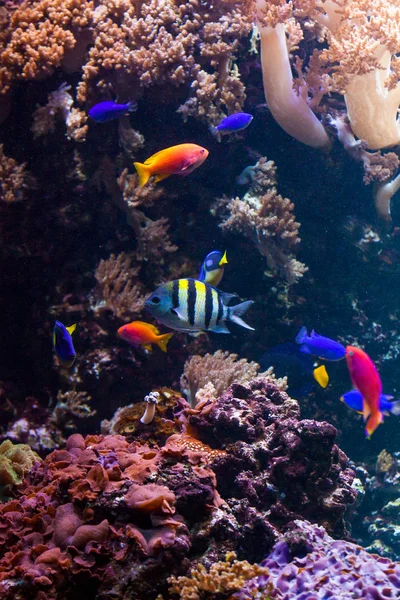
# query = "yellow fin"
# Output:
<box><xmin>313</xmin><ymin>365</ymin><xmax>329</xmax><ymax>388</ymax></box>
<box><xmin>156</xmin><ymin>332</ymin><xmax>174</xmax><ymax>353</ymax></box>
<box><xmin>66</xmin><ymin>324</ymin><xmax>77</xmax><ymax>335</ymax></box>
<box><xmin>219</xmin><ymin>250</ymin><xmax>228</xmax><ymax>266</ymax></box>
<box><xmin>134</xmin><ymin>162</ymin><xmax>151</xmax><ymax>187</ymax></box>
<box><xmin>143</xmin><ymin>344</ymin><xmax>153</xmax><ymax>352</ymax></box>
<box><xmin>154</xmin><ymin>172</ymin><xmax>170</xmax><ymax>183</ymax></box>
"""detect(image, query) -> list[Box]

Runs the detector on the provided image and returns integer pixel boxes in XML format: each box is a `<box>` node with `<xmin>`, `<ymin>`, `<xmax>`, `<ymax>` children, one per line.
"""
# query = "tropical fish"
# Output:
<box><xmin>198</xmin><ymin>250</ymin><xmax>228</xmax><ymax>287</ymax></box>
<box><xmin>53</xmin><ymin>321</ymin><xmax>76</xmax><ymax>367</ymax></box>
<box><xmin>88</xmin><ymin>100</ymin><xmax>137</xmax><ymax>123</ymax></box>
<box><xmin>295</xmin><ymin>326</ymin><xmax>346</xmax><ymax>361</ymax></box>
<box><xmin>210</xmin><ymin>113</ymin><xmax>253</xmax><ymax>136</ymax></box>
<box><xmin>117</xmin><ymin>320</ymin><xmax>173</xmax><ymax>353</ymax></box>
<box><xmin>259</xmin><ymin>342</ymin><xmax>329</xmax><ymax>397</ymax></box>
<box><xmin>345</xmin><ymin>346</ymin><xmax>384</xmax><ymax>437</ymax></box>
<box><xmin>145</xmin><ymin>278</ymin><xmax>254</xmax><ymax>334</ymax></box>
<box><xmin>341</xmin><ymin>389</ymin><xmax>400</xmax><ymax>416</ymax></box>
<box><xmin>134</xmin><ymin>143</ymin><xmax>209</xmax><ymax>187</ymax></box>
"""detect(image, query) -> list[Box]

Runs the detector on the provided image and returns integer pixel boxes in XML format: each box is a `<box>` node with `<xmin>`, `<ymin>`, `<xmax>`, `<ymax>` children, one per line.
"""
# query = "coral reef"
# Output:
<box><xmin>180</xmin><ymin>349</ymin><xmax>283</xmax><ymax>407</ymax></box>
<box><xmin>232</xmin><ymin>519</ymin><xmax>400</xmax><ymax>599</ymax></box>
<box><xmin>214</xmin><ymin>158</ymin><xmax>307</xmax><ymax>284</ymax></box>
<box><xmin>0</xmin><ymin>440</ymin><xmax>41</xmax><ymax>498</ymax></box>
<box><xmin>0</xmin><ymin>144</ymin><xmax>32</xmax><ymax>203</ymax></box>
<box><xmin>0</xmin><ymin>376</ymin><xmax>356</xmax><ymax>598</ymax></box>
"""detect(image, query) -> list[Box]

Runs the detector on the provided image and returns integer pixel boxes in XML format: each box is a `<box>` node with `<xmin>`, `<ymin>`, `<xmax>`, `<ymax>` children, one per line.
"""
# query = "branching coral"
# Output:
<box><xmin>168</xmin><ymin>552</ymin><xmax>269</xmax><ymax>600</ymax></box>
<box><xmin>31</xmin><ymin>82</ymin><xmax>88</xmax><ymax>142</ymax></box>
<box><xmin>180</xmin><ymin>349</ymin><xmax>286</xmax><ymax>408</ymax></box>
<box><xmin>92</xmin><ymin>252</ymin><xmax>146</xmax><ymax>320</ymax></box>
<box><xmin>0</xmin><ymin>144</ymin><xmax>32</xmax><ymax>202</ymax></box>
<box><xmin>0</xmin><ymin>0</ymin><xmax>253</xmax><ymax>125</ymax></box>
<box><xmin>214</xmin><ymin>158</ymin><xmax>307</xmax><ymax>284</ymax></box>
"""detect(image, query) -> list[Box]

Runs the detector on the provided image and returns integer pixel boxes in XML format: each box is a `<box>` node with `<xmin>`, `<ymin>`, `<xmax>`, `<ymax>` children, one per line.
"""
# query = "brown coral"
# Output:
<box><xmin>0</xmin><ymin>144</ymin><xmax>32</xmax><ymax>202</ymax></box>
<box><xmin>215</xmin><ymin>158</ymin><xmax>307</xmax><ymax>284</ymax></box>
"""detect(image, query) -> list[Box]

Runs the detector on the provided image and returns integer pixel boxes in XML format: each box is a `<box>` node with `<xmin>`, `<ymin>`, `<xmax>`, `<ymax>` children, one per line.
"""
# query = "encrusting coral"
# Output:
<box><xmin>0</xmin><ymin>376</ymin><xmax>357</xmax><ymax>599</ymax></box>
<box><xmin>214</xmin><ymin>158</ymin><xmax>307</xmax><ymax>284</ymax></box>
<box><xmin>0</xmin><ymin>439</ymin><xmax>41</xmax><ymax>495</ymax></box>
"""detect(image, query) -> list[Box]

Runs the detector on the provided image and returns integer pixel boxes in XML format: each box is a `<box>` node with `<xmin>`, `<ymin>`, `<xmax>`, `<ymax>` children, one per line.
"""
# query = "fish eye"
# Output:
<box><xmin>151</xmin><ymin>296</ymin><xmax>161</xmax><ymax>305</ymax></box>
<box><xmin>349</xmin><ymin>350</ymin><xmax>354</xmax><ymax>356</ymax></box>
<box><xmin>200</xmin><ymin>149</ymin><xmax>205</xmax><ymax>153</ymax></box>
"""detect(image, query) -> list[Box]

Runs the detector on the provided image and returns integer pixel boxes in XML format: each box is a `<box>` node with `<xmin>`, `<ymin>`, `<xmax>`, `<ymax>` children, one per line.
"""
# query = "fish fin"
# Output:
<box><xmin>362</xmin><ymin>400</ymin><xmax>371</xmax><ymax>422</ymax></box>
<box><xmin>219</xmin><ymin>250</ymin><xmax>228</xmax><ymax>266</ymax></box>
<box><xmin>59</xmin><ymin>357</ymin><xmax>76</xmax><ymax>368</ymax></box>
<box><xmin>299</xmin><ymin>344</ymin><xmax>311</xmax><ymax>355</ymax></box>
<box><xmin>295</xmin><ymin>326</ymin><xmax>308</xmax><ymax>344</ymax></box>
<box><xmin>66</xmin><ymin>324</ymin><xmax>77</xmax><ymax>335</ymax></box>
<box><xmin>219</xmin><ymin>290</ymin><xmax>238</xmax><ymax>304</ymax></box>
<box><xmin>389</xmin><ymin>400</ymin><xmax>400</xmax><ymax>416</ymax></box>
<box><xmin>156</xmin><ymin>333</ymin><xmax>173</xmax><ymax>353</ymax></box>
<box><xmin>143</xmin><ymin>344</ymin><xmax>153</xmax><ymax>352</ymax></box>
<box><xmin>209</xmin><ymin>125</ymin><xmax>218</xmax><ymax>136</ymax></box>
<box><xmin>171</xmin><ymin>307</ymin><xmax>186</xmax><ymax>322</ymax></box>
<box><xmin>134</xmin><ymin>162</ymin><xmax>151</xmax><ymax>187</ymax></box>
<box><xmin>128</xmin><ymin>101</ymin><xmax>137</xmax><ymax>113</ymax></box>
<box><xmin>229</xmin><ymin>300</ymin><xmax>254</xmax><ymax>331</ymax></box>
<box><xmin>210</xmin><ymin>322</ymin><xmax>230</xmax><ymax>334</ymax></box>
<box><xmin>154</xmin><ymin>172</ymin><xmax>170</xmax><ymax>182</ymax></box>
<box><xmin>365</xmin><ymin>411</ymin><xmax>384</xmax><ymax>438</ymax></box>
<box><xmin>313</xmin><ymin>365</ymin><xmax>329</xmax><ymax>388</ymax></box>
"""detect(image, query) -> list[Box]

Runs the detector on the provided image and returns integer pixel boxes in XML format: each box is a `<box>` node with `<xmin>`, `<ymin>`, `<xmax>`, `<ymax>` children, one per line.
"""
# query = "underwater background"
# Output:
<box><xmin>1</xmin><ymin>0</ymin><xmax>400</xmax><ymax>598</ymax></box>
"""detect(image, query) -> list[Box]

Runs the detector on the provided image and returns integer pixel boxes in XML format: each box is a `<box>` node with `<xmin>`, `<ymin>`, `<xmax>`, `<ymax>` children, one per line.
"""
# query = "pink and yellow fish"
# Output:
<box><xmin>117</xmin><ymin>320</ymin><xmax>173</xmax><ymax>353</ymax></box>
<box><xmin>345</xmin><ymin>346</ymin><xmax>384</xmax><ymax>437</ymax></box>
<box><xmin>134</xmin><ymin>143</ymin><xmax>209</xmax><ymax>186</ymax></box>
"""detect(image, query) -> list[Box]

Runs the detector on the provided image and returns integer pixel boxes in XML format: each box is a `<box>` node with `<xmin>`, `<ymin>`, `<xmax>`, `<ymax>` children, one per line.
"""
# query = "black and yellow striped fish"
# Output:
<box><xmin>145</xmin><ymin>278</ymin><xmax>254</xmax><ymax>334</ymax></box>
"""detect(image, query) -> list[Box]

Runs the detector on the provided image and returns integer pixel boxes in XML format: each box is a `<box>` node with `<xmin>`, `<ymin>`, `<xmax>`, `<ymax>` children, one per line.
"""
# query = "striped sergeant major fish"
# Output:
<box><xmin>145</xmin><ymin>278</ymin><xmax>254</xmax><ymax>334</ymax></box>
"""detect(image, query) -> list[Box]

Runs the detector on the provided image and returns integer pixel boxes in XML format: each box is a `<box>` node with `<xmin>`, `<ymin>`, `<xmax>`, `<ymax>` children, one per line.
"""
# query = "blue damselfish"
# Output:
<box><xmin>210</xmin><ymin>113</ymin><xmax>253</xmax><ymax>136</ymax></box>
<box><xmin>198</xmin><ymin>250</ymin><xmax>228</xmax><ymax>287</ymax></box>
<box><xmin>295</xmin><ymin>326</ymin><xmax>346</xmax><ymax>361</ymax></box>
<box><xmin>88</xmin><ymin>100</ymin><xmax>137</xmax><ymax>123</ymax></box>
<box><xmin>53</xmin><ymin>321</ymin><xmax>77</xmax><ymax>367</ymax></box>
<box><xmin>341</xmin><ymin>389</ymin><xmax>400</xmax><ymax>416</ymax></box>
<box><xmin>145</xmin><ymin>278</ymin><xmax>253</xmax><ymax>334</ymax></box>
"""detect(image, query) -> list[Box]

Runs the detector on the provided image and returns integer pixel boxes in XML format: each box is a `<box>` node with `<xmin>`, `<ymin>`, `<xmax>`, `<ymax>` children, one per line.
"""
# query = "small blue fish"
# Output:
<box><xmin>88</xmin><ymin>100</ymin><xmax>137</xmax><ymax>123</ymax></box>
<box><xmin>341</xmin><ymin>389</ymin><xmax>400</xmax><ymax>416</ymax></box>
<box><xmin>198</xmin><ymin>250</ymin><xmax>228</xmax><ymax>287</ymax></box>
<box><xmin>295</xmin><ymin>326</ymin><xmax>346</xmax><ymax>361</ymax></box>
<box><xmin>210</xmin><ymin>113</ymin><xmax>253</xmax><ymax>136</ymax></box>
<box><xmin>53</xmin><ymin>321</ymin><xmax>77</xmax><ymax>367</ymax></box>
<box><xmin>259</xmin><ymin>342</ymin><xmax>329</xmax><ymax>396</ymax></box>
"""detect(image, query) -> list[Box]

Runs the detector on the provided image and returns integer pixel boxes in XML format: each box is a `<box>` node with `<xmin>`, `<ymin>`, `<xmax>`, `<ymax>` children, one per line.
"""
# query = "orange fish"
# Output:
<box><xmin>134</xmin><ymin>143</ymin><xmax>209</xmax><ymax>186</ymax></box>
<box><xmin>117</xmin><ymin>321</ymin><xmax>173</xmax><ymax>352</ymax></box>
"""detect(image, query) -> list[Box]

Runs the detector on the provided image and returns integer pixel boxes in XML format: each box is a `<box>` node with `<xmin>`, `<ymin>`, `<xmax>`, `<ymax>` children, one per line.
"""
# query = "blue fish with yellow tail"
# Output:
<box><xmin>88</xmin><ymin>100</ymin><xmax>137</xmax><ymax>123</ymax></box>
<box><xmin>198</xmin><ymin>250</ymin><xmax>228</xmax><ymax>287</ymax></box>
<box><xmin>53</xmin><ymin>321</ymin><xmax>77</xmax><ymax>367</ymax></box>
<box><xmin>341</xmin><ymin>389</ymin><xmax>400</xmax><ymax>416</ymax></box>
<box><xmin>295</xmin><ymin>326</ymin><xmax>346</xmax><ymax>361</ymax></box>
<box><xmin>210</xmin><ymin>113</ymin><xmax>253</xmax><ymax>136</ymax></box>
<box><xmin>145</xmin><ymin>278</ymin><xmax>254</xmax><ymax>334</ymax></box>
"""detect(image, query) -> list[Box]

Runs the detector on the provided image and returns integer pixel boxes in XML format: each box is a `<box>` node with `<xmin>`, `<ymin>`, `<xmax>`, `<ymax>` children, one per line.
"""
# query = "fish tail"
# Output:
<box><xmin>134</xmin><ymin>162</ymin><xmax>151</xmax><ymax>187</ymax></box>
<box><xmin>389</xmin><ymin>400</ymin><xmax>400</xmax><ymax>416</ymax></box>
<box><xmin>128</xmin><ymin>101</ymin><xmax>137</xmax><ymax>113</ymax></box>
<box><xmin>365</xmin><ymin>411</ymin><xmax>384</xmax><ymax>438</ymax></box>
<box><xmin>313</xmin><ymin>365</ymin><xmax>329</xmax><ymax>388</ymax></box>
<box><xmin>156</xmin><ymin>332</ymin><xmax>174</xmax><ymax>353</ymax></box>
<box><xmin>295</xmin><ymin>326</ymin><xmax>307</xmax><ymax>344</ymax></box>
<box><xmin>229</xmin><ymin>300</ymin><xmax>254</xmax><ymax>331</ymax></box>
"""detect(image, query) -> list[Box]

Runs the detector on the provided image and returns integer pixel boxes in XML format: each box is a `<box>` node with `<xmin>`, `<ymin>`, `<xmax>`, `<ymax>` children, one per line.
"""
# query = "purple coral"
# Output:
<box><xmin>234</xmin><ymin>520</ymin><xmax>400</xmax><ymax>599</ymax></box>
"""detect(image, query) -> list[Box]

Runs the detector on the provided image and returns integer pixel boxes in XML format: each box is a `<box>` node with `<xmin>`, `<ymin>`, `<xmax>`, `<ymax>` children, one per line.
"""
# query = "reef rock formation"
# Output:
<box><xmin>0</xmin><ymin>376</ymin><xmax>357</xmax><ymax>599</ymax></box>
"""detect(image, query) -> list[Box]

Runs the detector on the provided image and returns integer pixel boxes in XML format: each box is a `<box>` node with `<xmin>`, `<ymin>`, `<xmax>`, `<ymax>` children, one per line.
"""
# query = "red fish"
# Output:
<box><xmin>345</xmin><ymin>346</ymin><xmax>384</xmax><ymax>437</ymax></box>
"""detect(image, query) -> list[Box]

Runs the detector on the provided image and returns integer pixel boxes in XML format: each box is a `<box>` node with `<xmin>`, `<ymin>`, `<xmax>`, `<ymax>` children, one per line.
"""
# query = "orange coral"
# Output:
<box><xmin>0</xmin><ymin>144</ymin><xmax>32</xmax><ymax>203</ymax></box>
